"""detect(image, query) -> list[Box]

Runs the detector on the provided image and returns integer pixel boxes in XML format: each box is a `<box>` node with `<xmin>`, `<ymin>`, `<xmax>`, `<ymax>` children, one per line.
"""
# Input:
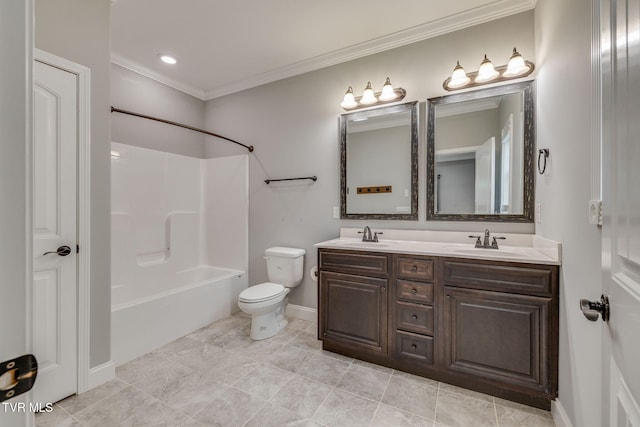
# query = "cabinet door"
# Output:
<box><xmin>443</xmin><ymin>287</ymin><xmax>552</xmax><ymax>394</ymax></box>
<box><xmin>319</xmin><ymin>271</ymin><xmax>388</xmax><ymax>354</ymax></box>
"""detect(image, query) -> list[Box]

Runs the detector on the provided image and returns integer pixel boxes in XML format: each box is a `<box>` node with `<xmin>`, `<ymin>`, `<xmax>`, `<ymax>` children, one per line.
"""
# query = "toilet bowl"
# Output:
<box><xmin>237</xmin><ymin>247</ymin><xmax>305</xmax><ymax>340</ymax></box>
<box><xmin>238</xmin><ymin>282</ymin><xmax>289</xmax><ymax>340</ymax></box>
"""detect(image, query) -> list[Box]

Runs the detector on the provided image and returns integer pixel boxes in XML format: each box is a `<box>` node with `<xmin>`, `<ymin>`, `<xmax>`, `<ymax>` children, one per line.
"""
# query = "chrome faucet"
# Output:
<box><xmin>359</xmin><ymin>226</ymin><xmax>382</xmax><ymax>242</ymax></box>
<box><xmin>469</xmin><ymin>229</ymin><xmax>506</xmax><ymax>249</ymax></box>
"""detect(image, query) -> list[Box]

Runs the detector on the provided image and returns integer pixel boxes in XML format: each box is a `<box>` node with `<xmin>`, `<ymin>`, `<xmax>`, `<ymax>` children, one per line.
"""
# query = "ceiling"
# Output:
<box><xmin>110</xmin><ymin>0</ymin><xmax>535</xmax><ymax>101</ymax></box>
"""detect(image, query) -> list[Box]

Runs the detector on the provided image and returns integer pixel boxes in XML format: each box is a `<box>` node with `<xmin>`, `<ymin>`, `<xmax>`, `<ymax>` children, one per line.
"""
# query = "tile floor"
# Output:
<box><xmin>36</xmin><ymin>313</ymin><xmax>556</xmax><ymax>426</ymax></box>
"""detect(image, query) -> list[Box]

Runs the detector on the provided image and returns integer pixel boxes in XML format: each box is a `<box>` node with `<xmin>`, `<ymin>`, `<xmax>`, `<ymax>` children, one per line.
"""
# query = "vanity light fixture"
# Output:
<box><xmin>475</xmin><ymin>54</ymin><xmax>499</xmax><ymax>83</ymax></box>
<box><xmin>443</xmin><ymin>47</ymin><xmax>534</xmax><ymax>91</ymax></box>
<box><xmin>340</xmin><ymin>87</ymin><xmax>358</xmax><ymax>109</ymax></box>
<box><xmin>504</xmin><ymin>47</ymin><xmax>530</xmax><ymax>77</ymax></box>
<box><xmin>447</xmin><ymin>61</ymin><xmax>471</xmax><ymax>89</ymax></box>
<box><xmin>340</xmin><ymin>77</ymin><xmax>406</xmax><ymax>110</ymax></box>
<box><xmin>360</xmin><ymin>82</ymin><xmax>377</xmax><ymax>105</ymax></box>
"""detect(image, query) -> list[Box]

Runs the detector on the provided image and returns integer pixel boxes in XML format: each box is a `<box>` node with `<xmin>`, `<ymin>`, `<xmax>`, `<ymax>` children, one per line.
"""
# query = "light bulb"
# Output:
<box><xmin>503</xmin><ymin>47</ymin><xmax>530</xmax><ymax>77</ymax></box>
<box><xmin>447</xmin><ymin>61</ymin><xmax>471</xmax><ymax>89</ymax></box>
<box><xmin>340</xmin><ymin>86</ymin><xmax>358</xmax><ymax>109</ymax></box>
<box><xmin>379</xmin><ymin>77</ymin><xmax>397</xmax><ymax>101</ymax></box>
<box><xmin>360</xmin><ymin>82</ymin><xmax>377</xmax><ymax>105</ymax></box>
<box><xmin>475</xmin><ymin>54</ymin><xmax>499</xmax><ymax>83</ymax></box>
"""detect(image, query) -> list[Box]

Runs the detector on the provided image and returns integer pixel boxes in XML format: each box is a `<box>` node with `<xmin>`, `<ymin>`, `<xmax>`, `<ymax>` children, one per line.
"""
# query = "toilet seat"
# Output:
<box><xmin>238</xmin><ymin>282</ymin><xmax>286</xmax><ymax>303</ymax></box>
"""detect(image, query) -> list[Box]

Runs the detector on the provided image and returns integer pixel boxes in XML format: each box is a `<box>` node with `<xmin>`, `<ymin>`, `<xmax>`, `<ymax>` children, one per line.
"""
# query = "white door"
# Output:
<box><xmin>475</xmin><ymin>137</ymin><xmax>495</xmax><ymax>214</ymax></box>
<box><xmin>31</xmin><ymin>60</ymin><xmax>78</xmax><ymax>404</ymax></box>
<box><xmin>600</xmin><ymin>0</ymin><xmax>640</xmax><ymax>424</ymax></box>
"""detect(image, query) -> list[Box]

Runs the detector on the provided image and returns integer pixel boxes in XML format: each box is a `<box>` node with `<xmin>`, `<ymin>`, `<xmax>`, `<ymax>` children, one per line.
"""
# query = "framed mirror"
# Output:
<box><xmin>426</xmin><ymin>81</ymin><xmax>534</xmax><ymax>222</ymax></box>
<box><xmin>340</xmin><ymin>101</ymin><xmax>418</xmax><ymax>220</ymax></box>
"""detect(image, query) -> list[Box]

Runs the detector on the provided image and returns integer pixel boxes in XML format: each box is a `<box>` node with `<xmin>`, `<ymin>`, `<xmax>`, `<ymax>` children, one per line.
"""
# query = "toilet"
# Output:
<box><xmin>237</xmin><ymin>246</ymin><xmax>305</xmax><ymax>340</ymax></box>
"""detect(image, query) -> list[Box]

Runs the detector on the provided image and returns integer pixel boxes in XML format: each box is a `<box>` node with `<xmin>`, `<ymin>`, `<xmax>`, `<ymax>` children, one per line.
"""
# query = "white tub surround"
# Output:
<box><xmin>111</xmin><ymin>143</ymin><xmax>249</xmax><ymax>365</ymax></box>
<box><xmin>315</xmin><ymin>227</ymin><xmax>561</xmax><ymax>265</ymax></box>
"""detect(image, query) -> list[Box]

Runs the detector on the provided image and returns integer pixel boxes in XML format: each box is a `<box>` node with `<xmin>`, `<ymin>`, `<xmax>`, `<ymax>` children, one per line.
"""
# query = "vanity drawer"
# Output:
<box><xmin>395</xmin><ymin>331</ymin><xmax>434</xmax><ymax>364</ymax></box>
<box><xmin>319</xmin><ymin>250</ymin><xmax>388</xmax><ymax>276</ymax></box>
<box><xmin>395</xmin><ymin>257</ymin><xmax>434</xmax><ymax>281</ymax></box>
<box><xmin>395</xmin><ymin>301</ymin><xmax>433</xmax><ymax>335</ymax></box>
<box><xmin>396</xmin><ymin>280</ymin><xmax>434</xmax><ymax>304</ymax></box>
<box><xmin>442</xmin><ymin>260</ymin><xmax>556</xmax><ymax>296</ymax></box>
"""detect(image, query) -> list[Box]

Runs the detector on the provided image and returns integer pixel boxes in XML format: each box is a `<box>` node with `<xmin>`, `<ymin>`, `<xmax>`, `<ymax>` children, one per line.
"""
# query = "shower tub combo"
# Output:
<box><xmin>110</xmin><ymin>144</ymin><xmax>249</xmax><ymax>365</ymax></box>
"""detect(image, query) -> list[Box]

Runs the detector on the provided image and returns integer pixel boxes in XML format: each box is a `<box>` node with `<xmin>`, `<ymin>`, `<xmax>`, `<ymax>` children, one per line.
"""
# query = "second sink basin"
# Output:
<box><xmin>448</xmin><ymin>247</ymin><xmax>529</xmax><ymax>258</ymax></box>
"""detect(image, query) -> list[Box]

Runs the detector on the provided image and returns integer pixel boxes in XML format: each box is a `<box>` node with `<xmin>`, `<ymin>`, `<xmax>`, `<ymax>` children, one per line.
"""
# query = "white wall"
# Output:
<box><xmin>35</xmin><ymin>0</ymin><xmax>112</xmax><ymax>368</ymax></box>
<box><xmin>204</xmin><ymin>155</ymin><xmax>249</xmax><ymax>272</ymax></box>
<box><xmin>204</xmin><ymin>11</ymin><xmax>536</xmax><ymax>309</ymax></box>
<box><xmin>535</xmin><ymin>0</ymin><xmax>602</xmax><ymax>425</ymax></box>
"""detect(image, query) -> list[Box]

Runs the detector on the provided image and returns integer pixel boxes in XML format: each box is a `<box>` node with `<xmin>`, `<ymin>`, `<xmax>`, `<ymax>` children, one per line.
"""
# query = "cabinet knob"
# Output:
<box><xmin>411</xmin><ymin>314</ymin><xmax>418</xmax><ymax>320</ymax></box>
<box><xmin>412</xmin><ymin>265</ymin><xmax>418</xmax><ymax>271</ymax></box>
<box><xmin>411</xmin><ymin>288</ymin><xmax>418</xmax><ymax>294</ymax></box>
<box><xmin>411</xmin><ymin>344</ymin><xmax>417</xmax><ymax>350</ymax></box>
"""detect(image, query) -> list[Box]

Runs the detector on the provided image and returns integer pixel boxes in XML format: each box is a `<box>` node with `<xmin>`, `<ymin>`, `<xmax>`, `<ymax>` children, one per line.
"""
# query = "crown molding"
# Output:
<box><xmin>111</xmin><ymin>54</ymin><xmax>206</xmax><ymax>100</ymax></box>
<box><xmin>113</xmin><ymin>0</ymin><xmax>536</xmax><ymax>101</ymax></box>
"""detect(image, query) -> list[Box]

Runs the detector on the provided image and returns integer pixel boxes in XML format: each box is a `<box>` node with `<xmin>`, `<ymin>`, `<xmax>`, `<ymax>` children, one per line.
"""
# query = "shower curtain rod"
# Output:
<box><xmin>110</xmin><ymin>107</ymin><xmax>254</xmax><ymax>152</ymax></box>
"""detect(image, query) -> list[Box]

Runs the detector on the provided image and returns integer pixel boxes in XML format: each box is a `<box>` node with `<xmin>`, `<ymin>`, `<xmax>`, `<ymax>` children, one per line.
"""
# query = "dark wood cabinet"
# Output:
<box><xmin>317</xmin><ymin>248</ymin><xmax>559</xmax><ymax>410</ymax></box>
<box><xmin>443</xmin><ymin>287</ymin><xmax>553</xmax><ymax>395</ymax></box>
<box><xmin>318</xmin><ymin>253</ymin><xmax>389</xmax><ymax>356</ymax></box>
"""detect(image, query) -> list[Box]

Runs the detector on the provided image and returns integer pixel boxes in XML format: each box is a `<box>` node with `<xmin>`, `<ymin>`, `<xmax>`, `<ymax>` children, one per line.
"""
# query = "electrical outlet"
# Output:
<box><xmin>333</xmin><ymin>206</ymin><xmax>340</xmax><ymax>219</ymax></box>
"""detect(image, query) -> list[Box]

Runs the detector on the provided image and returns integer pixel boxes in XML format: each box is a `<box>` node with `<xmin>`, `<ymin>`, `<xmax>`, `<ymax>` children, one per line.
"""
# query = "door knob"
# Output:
<box><xmin>580</xmin><ymin>294</ymin><xmax>609</xmax><ymax>322</ymax></box>
<box><xmin>43</xmin><ymin>245</ymin><xmax>72</xmax><ymax>257</ymax></box>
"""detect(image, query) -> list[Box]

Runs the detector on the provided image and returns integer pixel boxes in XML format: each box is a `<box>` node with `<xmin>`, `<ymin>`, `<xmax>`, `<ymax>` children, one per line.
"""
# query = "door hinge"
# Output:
<box><xmin>589</xmin><ymin>200</ymin><xmax>602</xmax><ymax>226</ymax></box>
<box><xmin>76</xmin><ymin>244</ymin><xmax>79</xmax><ymax>254</ymax></box>
<box><xmin>0</xmin><ymin>355</ymin><xmax>38</xmax><ymax>402</ymax></box>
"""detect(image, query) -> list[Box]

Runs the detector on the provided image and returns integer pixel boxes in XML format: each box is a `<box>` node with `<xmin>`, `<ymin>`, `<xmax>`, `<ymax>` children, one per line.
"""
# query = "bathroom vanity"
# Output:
<box><xmin>316</xmin><ymin>229</ymin><xmax>560</xmax><ymax>410</ymax></box>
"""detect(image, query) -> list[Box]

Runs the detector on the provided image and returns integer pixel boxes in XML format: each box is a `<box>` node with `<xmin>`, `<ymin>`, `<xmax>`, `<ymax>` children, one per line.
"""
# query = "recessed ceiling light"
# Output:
<box><xmin>158</xmin><ymin>54</ymin><xmax>177</xmax><ymax>65</ymax></box>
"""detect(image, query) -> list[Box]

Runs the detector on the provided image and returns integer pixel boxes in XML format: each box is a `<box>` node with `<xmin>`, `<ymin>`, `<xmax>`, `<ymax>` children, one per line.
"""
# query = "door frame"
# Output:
<box><xmin>33</xmin><ymin>49</ymin><xmax>92</xmax><ymax>394</ymax></box>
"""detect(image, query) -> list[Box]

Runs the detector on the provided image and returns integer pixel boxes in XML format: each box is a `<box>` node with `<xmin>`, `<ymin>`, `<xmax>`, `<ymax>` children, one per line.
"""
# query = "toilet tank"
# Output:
<box><xmin>265</xmin><ymin>247</ymin><xmax>305</xmax><ymax>287</ymax></box>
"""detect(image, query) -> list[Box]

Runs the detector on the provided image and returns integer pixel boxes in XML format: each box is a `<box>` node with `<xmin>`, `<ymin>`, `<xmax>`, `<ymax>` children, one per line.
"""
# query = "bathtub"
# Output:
<box><xmin>111</xmin><ymin>265</ymin><xmax>247</xmax><ymax>366</ymax></box>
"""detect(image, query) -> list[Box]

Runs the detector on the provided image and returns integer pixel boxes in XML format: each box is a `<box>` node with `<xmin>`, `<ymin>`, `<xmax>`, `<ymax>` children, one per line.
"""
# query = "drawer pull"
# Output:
<box><xmin>411</xmin><ymin>344</ymin><xmax>417</xmax><ymax>350</ymax></box>
<box><xmin>412</xmin><ymin>265</ymin><xmax>418</xmax><ymax>271</ymax></box>
<box><xmin>411</xmin><ymin>314</ymin><xmax>418</xmax><ymax>320</ymax></box>
<box><xmin>411</xmin><ymin>288</ymin><xmax>418</xmax><ymax>294</ymax></box>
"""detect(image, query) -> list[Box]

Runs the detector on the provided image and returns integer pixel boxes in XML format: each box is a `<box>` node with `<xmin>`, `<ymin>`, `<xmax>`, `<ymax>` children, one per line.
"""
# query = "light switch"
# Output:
<box><xmin>535</xmin><ymin>203</ymin><xmax>542</xmax><ymax>224</ymax></box>
<box><xmin>333</xmin><ymin>206</ymin><xmax>340</xmax><ymax>219</ymax></box>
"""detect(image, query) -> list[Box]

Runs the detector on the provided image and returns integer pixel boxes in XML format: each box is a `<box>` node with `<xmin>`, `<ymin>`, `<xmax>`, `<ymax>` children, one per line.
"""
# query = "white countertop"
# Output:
<box><xmin>315</xmin><ymin>228</ymin><xmax>561</xmax><ymax>265</ymax></box>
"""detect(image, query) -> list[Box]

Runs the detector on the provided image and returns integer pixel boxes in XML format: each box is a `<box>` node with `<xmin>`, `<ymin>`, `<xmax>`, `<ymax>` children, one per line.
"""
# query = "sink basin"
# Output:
<box><xmin>331</xmin><ymin>240</ymin><xmax>393</xmax><ymax>249</ymax></box>
<box><xmin>449</xmin><ymin>247</ymin><xmax>529</xmax><ymax>258</ymax></box>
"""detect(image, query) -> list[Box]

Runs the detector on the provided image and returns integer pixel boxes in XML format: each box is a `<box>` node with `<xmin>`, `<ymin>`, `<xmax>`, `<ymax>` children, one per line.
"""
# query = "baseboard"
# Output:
<box><xmin>552</xmin><ymin>399</ymin><xmax>573</xmax><ymax>427</ymax></box>
<box><xmin>286</xmin><ymin>304</ymin><xmax>317</xmax><ymax>322</ymax></box>
<box><xmin>87</xmin><ymin>360</ymin><xmax>116</xmax><ymax>391</ymax></box>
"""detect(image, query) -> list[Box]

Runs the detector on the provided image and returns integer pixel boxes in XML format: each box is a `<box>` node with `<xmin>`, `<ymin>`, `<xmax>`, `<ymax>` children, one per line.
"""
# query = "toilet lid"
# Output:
<box><xmin>238</xmin><ymin>282</ymin><xmax>286</xmax><ymax>303</ymax></box>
